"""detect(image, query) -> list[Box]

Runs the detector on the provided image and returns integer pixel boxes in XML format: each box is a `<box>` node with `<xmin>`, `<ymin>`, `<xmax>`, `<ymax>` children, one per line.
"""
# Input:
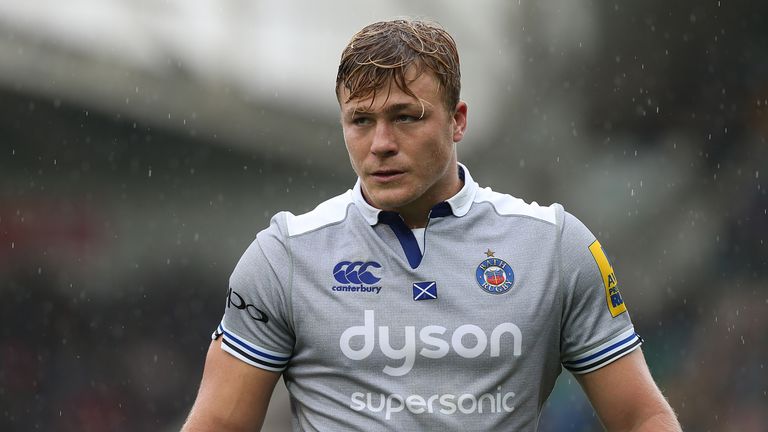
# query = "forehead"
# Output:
<box><xmin>339</xmin><ymin>70</ymin><xmax>442</xmax><ymax>112</ymax></box>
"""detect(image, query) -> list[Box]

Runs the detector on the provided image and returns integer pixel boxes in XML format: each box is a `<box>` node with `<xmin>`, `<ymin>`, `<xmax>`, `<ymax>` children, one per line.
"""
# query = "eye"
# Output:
<box><xmin>351</xmin><ymin>117</ymin><xmax>372</xmax><ymax>126</ymax></box>
<box><xmin>395</xmin><ymin>114</ymin><xmax>420</xmax><ymax>123</ymax></box>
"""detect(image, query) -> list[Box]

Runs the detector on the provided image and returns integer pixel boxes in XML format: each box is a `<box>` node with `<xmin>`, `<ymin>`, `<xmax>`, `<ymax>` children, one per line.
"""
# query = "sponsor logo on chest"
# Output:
<box><xmin>339</xmin><ymin>309</ymin><xmax>523</xmax><ymax>376</ymax></box>
<box><xmin>331</xmin><ymin>260</ymin><xmax>383</xmax><ymax>294</ymax></box>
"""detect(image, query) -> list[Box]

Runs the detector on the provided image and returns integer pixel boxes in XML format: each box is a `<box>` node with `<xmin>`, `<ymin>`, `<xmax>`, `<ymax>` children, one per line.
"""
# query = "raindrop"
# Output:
<box><xmin>148</xmin><ymin>167</ymin><xmax>152</xmax><ymax>178</ymax></box>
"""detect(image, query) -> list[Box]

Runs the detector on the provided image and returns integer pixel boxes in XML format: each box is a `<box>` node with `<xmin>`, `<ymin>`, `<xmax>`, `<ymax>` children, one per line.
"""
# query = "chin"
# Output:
<box><xmin>367</xmin><ymin>189</ymin><xmax>416</xmax><ymax>211</ymax></box>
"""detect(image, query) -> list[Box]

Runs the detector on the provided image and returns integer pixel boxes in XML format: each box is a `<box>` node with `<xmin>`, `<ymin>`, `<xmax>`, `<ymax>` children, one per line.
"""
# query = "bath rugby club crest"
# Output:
<box><xmin>475</xmin><ymin>249</ymin><xmax>514</xmax><ymax>294</ymax></box>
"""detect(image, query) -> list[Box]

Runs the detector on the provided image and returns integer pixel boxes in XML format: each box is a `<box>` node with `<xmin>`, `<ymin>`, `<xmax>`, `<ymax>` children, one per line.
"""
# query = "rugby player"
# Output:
<box><xmin>181</xmin><ymin>19</ymin><xmax>681</xmax><ymax>431</ymax></box>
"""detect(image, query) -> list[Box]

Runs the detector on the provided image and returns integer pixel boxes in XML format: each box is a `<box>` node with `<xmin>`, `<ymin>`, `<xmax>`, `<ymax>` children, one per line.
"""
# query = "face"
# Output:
<box><xmin>339</xmin><ymin>70</ymin><xmax>468</xmax><ymax>224</ymax></box>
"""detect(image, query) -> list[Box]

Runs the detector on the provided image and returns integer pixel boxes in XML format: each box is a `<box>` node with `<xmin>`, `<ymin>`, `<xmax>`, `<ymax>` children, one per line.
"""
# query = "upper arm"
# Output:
<box><xmin>181</xmin><ymin>339</ymin><xmax>281</xmax><ymax>432</ymax></box>
<box><xmin>183</xmin><ymin>218</ymin><xmax>293</xmax><ymax>431</ymax></box>
<box><xmin>557</xmin><ymin>211</ymin><xmax>679</xmax><ymax>430</ymax></box>
<box><xmin>576</xmin><ymin>348</ymin><xmax>680</xmax><ymax>432</ymax></box>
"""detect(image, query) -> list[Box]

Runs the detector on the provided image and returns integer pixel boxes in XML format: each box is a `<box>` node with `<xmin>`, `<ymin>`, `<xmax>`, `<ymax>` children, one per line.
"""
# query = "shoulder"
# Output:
<box><xmin>283</xmin><ymin>190</ymin><xmax>355</xmax><ymax>237</ymax></box>
<box><xmin>245</xmin><ymin>190</ymin><xmax>355</xmax><ymax>264</ymax></box>
<box><xmin>472</xmin><ymin>186</ymin><xmax>561</xmax><ymax>226</ymax></box>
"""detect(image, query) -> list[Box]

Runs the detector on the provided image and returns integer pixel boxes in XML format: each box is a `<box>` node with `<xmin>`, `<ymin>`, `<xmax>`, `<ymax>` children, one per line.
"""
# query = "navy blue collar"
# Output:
<box><xmin>354</xmin><ymin>165</ymin><xmax>475</xmax><ymax>269</ymax></box>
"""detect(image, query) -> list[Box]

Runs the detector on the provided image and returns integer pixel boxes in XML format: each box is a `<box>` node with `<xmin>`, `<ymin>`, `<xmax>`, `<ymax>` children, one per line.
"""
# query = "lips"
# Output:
<box><xmin>370</xmin><ymin>169</ymin><xmax>405</xmax><ymax>182</ymax></box>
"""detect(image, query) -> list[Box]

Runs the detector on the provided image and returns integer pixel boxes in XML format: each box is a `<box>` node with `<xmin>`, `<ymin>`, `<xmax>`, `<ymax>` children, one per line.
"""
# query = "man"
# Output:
<box><xmin>182</xmin><ymin>19</ymin><xmax>681</xmax><ymax>431</ymax></box>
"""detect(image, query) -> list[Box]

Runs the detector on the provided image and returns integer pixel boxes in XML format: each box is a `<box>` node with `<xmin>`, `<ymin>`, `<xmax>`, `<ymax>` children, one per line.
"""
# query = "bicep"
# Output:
<box><xmin>576</xmin><ymin>349</ymin><xmax>679</xmax><ymax>431</ymax></box>
<box><xmin>182</xmin><ymin>339</ymin><xmax>281</xmax><ymax>432</ymax></box>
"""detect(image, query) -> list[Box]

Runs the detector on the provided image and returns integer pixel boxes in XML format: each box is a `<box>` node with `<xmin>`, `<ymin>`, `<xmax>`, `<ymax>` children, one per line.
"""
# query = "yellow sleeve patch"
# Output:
<box><xmin>588</xmin><ymin>240</ymin><xmax>627</xmax><ymax>317</ymax></box>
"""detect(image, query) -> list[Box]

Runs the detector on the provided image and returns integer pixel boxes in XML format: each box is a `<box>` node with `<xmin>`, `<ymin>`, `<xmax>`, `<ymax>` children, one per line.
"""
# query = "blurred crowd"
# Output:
<box><xmin>0</xmin><ymin>264</ymin><xmax>222</xmax><ymax>431</ymax></box>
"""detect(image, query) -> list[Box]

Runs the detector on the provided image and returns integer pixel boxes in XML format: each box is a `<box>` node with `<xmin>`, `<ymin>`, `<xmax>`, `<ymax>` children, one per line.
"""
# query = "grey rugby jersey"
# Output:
<box><xmin>212</xmin><ymin>164</ymin><xmax>641</xmax><ymax>431</ymax></box>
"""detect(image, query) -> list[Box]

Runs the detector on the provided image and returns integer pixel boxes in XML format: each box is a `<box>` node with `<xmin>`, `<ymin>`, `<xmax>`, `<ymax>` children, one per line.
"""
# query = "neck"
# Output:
<box><xmin>397</xmin><ymin>207</ymin><xmax>432</xmax><ymax>229</ymax></box>
<box><xmin>389</xmin><ymin>172</ymin><xmax>463</xmax><ymax>228</ymax></box>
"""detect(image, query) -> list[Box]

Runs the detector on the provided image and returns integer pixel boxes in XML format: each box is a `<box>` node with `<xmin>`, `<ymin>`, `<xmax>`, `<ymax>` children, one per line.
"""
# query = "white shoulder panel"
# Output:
<box><xmin>285</xmin><ymin>190</ymin><xmax>354</xmax><ymax>236</ymax></box>
<box><xmin>473</xmin><ymin>187</ymin><xmax>557</xmax><ymax>225</ymax></box>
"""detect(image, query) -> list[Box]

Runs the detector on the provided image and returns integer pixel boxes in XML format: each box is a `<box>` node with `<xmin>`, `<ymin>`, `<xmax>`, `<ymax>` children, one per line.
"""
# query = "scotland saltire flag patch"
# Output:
<box><xmin>412</xmin><ymin>281</ymin><xmax>437</xmax><ymax>301</ymax></box>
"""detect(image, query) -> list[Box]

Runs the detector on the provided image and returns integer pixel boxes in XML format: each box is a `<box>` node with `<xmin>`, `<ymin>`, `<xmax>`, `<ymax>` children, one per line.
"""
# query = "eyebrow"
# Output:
<box><xmin>344</xmin><ymin>102</ymin><xmax>428</xmax><ymax>117</ymax></box>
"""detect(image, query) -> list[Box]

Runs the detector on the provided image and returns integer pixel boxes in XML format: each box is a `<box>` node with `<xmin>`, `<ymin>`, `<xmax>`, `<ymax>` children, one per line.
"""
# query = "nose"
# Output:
<box><xmin>370</xmin><ymin>122</ymin><xmax>398</xmax><ymax>156</ymax></box>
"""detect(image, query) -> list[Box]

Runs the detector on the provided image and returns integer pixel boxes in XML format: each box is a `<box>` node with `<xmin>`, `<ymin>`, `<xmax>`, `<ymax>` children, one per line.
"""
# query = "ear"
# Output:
<box><xmin>452</xmin><ymin>101</ymin><xmax>468</xmax><ymax>143</ymax></box>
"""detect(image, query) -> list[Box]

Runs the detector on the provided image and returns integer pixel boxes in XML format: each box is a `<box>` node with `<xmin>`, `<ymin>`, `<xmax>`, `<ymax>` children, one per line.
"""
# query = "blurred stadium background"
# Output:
<box><xmin>1</xmin><ymin>1</ymin><xmax>766</xmax><ymax>431</ymax></box>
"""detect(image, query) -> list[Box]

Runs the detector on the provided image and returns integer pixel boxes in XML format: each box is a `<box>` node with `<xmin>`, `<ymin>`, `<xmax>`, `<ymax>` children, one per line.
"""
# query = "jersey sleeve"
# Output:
<box><xmin>558</xmin><ymin>209</ymin><xmax>642</xmax><ymax>374</ymax></box>
<box><xmin>211</xmin><ymin>214</ymin><xmax>295</xmax><ymax>372</ymax></box>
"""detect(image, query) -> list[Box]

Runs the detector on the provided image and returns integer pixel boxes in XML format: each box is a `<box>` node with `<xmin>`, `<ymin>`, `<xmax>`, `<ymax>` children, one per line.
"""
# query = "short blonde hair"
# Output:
<box><xmin>335</xmin><ymin>19</ymin><xmax>461</xmax><ymax>110</ymax></box>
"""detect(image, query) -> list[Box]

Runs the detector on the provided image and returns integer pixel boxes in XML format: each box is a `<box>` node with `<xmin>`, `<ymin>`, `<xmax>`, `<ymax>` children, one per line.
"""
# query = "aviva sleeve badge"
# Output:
<box><xmin>588</xmin><ymin>240</ymin><xmax>627</xmax><ymax>317</ymax></box>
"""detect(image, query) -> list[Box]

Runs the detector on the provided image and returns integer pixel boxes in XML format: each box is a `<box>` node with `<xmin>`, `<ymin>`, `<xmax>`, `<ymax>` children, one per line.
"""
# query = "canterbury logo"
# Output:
<box><xmin>333</xmin><ymin>261</ymin><xmax>382</xmax><ymax>284</ymax></box>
